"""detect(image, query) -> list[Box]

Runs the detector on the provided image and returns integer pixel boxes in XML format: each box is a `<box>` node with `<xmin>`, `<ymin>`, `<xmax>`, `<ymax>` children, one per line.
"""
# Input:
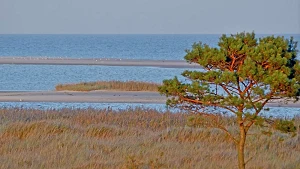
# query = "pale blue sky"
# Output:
<box><xmin>0</xmin><ymin>0</ymin><xmax>299</xmax><ymax>34</ymax></box>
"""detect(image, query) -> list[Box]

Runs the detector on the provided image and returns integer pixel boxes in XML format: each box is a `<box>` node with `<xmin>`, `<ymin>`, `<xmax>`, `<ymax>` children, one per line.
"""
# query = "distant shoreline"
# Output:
<box><xmin>0</xmin><ymin>56</ymin><xmax>201</xmax><ymax>68</ymax></box>
<box><xmin>0</xmin><ymin>90</ymin><xmax>166</xmax><ymax>103</ymax></box>
<box><xmin>0</xmin><ymin>90</ymin><xmax>300</xmax><ymax>108</ymax></box>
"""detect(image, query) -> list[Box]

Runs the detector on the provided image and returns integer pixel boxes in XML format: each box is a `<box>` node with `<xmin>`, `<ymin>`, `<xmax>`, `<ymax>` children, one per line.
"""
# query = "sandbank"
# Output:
<box><xmin>0</xmin><ymin>91</ymin><xmax>166</xmax><ymax>103</ymax></box>
<box><xmin>0</xmin><ymin>56</ymin><xmax>201</xmax><ymax>68</ymax></box>
<box><xmin>0</xmin><ymin>91</ymin><xmax>300</xmax><ymax>108</ymax></box>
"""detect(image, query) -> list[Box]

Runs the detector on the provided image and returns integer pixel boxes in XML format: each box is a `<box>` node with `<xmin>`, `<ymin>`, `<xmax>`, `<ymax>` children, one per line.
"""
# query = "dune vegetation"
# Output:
<box><xmin>0</xmin><ymin>107</ymin><xmax>299</xmax><ymax>169</ymax></box>
<box><xmin>55</xmin><ymin>81</ymin><xmax>161</xmax><ymax>92</ymax></box>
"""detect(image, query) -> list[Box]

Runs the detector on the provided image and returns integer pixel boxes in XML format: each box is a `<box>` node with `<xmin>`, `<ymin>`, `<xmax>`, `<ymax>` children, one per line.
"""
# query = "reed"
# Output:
<box><xmin>55</xmin><ymin>81</ymin><xmax>161</xmax><ymax>92</ymax></box>
<box><xmin>0</xmin><ymin>107</ymin><xmax>299</xmax><ymax>169</ymax></box>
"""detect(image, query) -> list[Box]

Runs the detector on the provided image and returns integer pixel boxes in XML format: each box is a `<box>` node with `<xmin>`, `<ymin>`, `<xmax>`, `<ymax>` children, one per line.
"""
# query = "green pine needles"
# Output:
<box><xmin>159</xmin><ymin>32</ymin><xmax>300</xmax><ymax>169</ymax></box>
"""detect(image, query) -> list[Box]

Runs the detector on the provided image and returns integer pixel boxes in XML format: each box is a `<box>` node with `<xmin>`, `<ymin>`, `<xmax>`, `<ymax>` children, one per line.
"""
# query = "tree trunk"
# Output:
<box><xmin>237</xmin><ymin>125</ymin><xmax>246</xmax><ymax>169</ymax></box>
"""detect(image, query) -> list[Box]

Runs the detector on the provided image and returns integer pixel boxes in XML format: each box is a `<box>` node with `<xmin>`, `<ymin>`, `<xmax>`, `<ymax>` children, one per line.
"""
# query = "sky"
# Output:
<box><xmin>0</xmin><ymin>0</ymin><xmax>299</xmax><ymax>34</ymax></box>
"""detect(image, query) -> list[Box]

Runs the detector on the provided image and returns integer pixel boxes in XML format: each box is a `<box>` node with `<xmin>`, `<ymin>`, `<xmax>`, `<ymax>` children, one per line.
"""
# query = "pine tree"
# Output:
<box><xmin>159</xmin><ymin>32</ymin><xmax>300</xmax><ymax>169</ymax></box>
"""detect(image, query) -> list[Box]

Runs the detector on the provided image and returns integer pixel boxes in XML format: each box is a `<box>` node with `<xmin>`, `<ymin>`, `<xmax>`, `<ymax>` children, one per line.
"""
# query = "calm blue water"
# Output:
<box><xmin>0</xmin><ymin>34</ymin><xmax>228</xmax><ymax>91</ymax></box>
<box><xmin>0</xmin><ymin>34</ymin><xmax>221</xmax><ymax>60</ymax></box>
<box><xmin>1</xmin><ymin>34</ymin><xmax>299</xmax><ymax>60</ymax></box>
<box><xmin>0</xmin><ymin>64</ymin><xmax>192</xmax><ymax>91</ymax></box>
<box><xmin>0</xmin><ymin>34</ymin><xmax>300</xmax><ymax>116</ymax></box>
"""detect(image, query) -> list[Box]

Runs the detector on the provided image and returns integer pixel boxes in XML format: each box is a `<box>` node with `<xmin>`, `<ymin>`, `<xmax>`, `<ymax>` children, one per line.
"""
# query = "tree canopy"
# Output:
<box><xmin>159</xmin><ymin>32</ymin><xmax>299</xmax><ymax>169</ymax></box>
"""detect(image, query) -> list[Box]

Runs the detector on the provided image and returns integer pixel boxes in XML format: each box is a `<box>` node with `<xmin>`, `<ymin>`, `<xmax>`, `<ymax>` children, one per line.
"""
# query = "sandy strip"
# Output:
<box><xmin>0</xmin><ymin>91</ymin><xmax>166</xmax><ymax>103</ymax></box>
<box><xmin>0</xmin><ymin>91</ymin><xmax>300</xmax><ymax>108</ymax></box>
<box><xmin>0</xmin><ymin>57</ymin><xmax>201</xmax><ymax>68</ymax></box>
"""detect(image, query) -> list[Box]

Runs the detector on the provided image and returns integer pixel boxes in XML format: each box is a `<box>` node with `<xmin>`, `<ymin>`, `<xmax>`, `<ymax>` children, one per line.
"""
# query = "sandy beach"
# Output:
<box><xmin>0</xmin><ymin>56</ymin><xmax>201</xmax><ymax>68</ymax></box>
<box><xmin>1</xmin><ymin>90</ymin><xmax>300</xmax><ymax>108</ymax></box>
<box><xmin>0</xmin><ymin>91</ymin><xmax>166</xmax><ymax>103</ymax></box>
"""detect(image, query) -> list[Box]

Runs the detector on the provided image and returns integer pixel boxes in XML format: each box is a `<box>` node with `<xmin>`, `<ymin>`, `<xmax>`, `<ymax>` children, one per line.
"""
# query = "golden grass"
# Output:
<box><xmin>0</xmin><ymin>107</ymin><xmax>299</xmax><ymax>169</ymax></box>
<box><xmin>55</xmin><ymin>81</ymin><xmax>161</xmax><ymax>92</ymax></box>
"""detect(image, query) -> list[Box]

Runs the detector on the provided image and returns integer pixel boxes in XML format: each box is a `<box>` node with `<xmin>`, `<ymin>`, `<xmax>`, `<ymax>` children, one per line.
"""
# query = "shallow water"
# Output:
<box><xmin>0</xmin><ymin>102</ymin><xmax>299</xmax><ymax>118</ymax></box>
<box><xmin>0</xmin><ymin>102</ymin><xmax>168</xmax><ymax>111</ymax></box>
<box><xmin>1</xmin><ymin>34</ymin><xmax>300</xmax><ymax>117</ymax></box>
<box><xmin>0</xmin><ymin>64</ymin><xmax>195</xmax><ymax>91</ymax></box>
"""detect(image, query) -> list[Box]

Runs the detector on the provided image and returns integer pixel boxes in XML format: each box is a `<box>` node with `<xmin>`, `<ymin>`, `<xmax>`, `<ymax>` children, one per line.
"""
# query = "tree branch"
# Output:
<box><xmin>242</xmin><ymin>81</ymin><xmax>255</xmax><ymax>95</ymax></box>
<box><xmin>244</xmin><ymin>94</ymin><xmax>272</xmax><ymax>132</ymax></box>
<box><xmin>195</xmin><ymin>112</ymin><xmax>238</xmax><ymax>144</ymax></box>
<box><xmin>179</xmin><ymin>96</ymin><xmax>237</xmax><ymax>114</ymax></box>
<box><xmin>220</xmin><ymin>84</ymin><xmax>234</xmax><ymax>97</ymax></box>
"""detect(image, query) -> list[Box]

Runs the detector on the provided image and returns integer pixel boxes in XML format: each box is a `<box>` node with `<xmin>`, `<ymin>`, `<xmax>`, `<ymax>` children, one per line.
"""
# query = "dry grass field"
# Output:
<box><xmin>55</xmin><ymin>81</ymin><xmax>161</xmax><ymax>92</ymax></box>
<box><xmin>0</xmin><ymin>107</ymin><xmax>299</xmax><ymax>169</ymax></box>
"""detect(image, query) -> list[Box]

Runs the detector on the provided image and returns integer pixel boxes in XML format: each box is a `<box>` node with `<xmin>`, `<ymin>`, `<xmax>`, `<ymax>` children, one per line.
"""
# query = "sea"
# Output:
<box><xmin>0</xmin><ymin>34</ymin><xmax>300</xmax><ymax>117</ymax></box>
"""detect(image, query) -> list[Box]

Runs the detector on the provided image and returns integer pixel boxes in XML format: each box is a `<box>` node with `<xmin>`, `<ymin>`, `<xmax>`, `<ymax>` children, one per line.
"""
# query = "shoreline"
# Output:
<box><xmin>0</xmin><ymin>56</ymin><xmax>201</xmax><ymax>68</ymax></box>
<box><xmin>0</xmin><ymin>90</ymin><xmax>165</xmax><ymax>103</ymax></box>
<box><xmin>1</xmin><ymin>90</ymin><xmax>300</xmax><ymax>108</ymax></box>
